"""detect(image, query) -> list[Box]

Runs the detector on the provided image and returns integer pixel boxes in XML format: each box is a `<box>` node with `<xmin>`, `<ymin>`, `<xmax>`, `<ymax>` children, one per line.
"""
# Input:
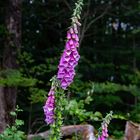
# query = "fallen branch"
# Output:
<box><xmin>28</xmin><ymin>124</ymin><xmax>95</xmax><ymax>140</ymax></box>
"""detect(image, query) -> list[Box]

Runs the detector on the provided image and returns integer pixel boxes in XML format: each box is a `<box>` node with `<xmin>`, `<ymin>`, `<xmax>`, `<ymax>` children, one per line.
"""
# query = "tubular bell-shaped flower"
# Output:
<box><xmin>43</xmin><ymin>88</ymin><xmax>55</xmax><ymax>124</ymax></box>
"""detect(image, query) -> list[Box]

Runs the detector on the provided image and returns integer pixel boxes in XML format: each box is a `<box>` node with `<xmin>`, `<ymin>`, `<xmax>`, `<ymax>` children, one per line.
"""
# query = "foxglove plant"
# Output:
<box><xmin>57</xmin><ymin>1</ymin><xmax>83</xmax><ymax>90</ymax></box>
<box><xmin>97</xmin><ymin>111</ymin><xmax>113</xmax><ymax>140</ymax></box>
<box><xmin>43</xmin><ymin>1</ymin><xmax>114</xmax><ymax>140</ymax></box>
<box><xmin>43</xmin><ymin>0</ymin><xmax>84</xmax><ymax>139</ymax></box>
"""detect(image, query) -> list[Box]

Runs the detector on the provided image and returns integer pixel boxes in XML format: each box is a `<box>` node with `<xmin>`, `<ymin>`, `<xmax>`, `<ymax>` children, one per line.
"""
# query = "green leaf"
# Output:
<box><xmin>10</xmin><ymin>111</ymin><xmax>16</xmax><ymax>116</ymax></box>
<box><xmin>15</xmin><ymin>120</ymin><xmax>24</xmax><ymax>126</ymax></box>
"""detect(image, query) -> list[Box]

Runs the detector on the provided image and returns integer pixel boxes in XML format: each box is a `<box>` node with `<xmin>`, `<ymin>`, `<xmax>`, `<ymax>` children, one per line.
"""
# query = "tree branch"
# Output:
<box><xmin>79</xmin><ymin>0</ymin><xmax>117</xmax><ymax>45</ymax></box>
<box><xmin>79</xmin><ymin>0</ymin><xmax>91</xmax><ymax>46</ymax></box>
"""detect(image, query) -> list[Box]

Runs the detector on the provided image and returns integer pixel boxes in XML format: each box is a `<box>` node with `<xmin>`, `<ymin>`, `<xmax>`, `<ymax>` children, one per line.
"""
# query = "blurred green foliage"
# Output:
<box><xmin>0</xmin><ymin>106</ymin><xmax>26</xmax><ymax>140</ymax></box>
<box><xmin>0</xmin><ymin>0</ymin><xmax>140</xmax><ymax>139</ymax></box>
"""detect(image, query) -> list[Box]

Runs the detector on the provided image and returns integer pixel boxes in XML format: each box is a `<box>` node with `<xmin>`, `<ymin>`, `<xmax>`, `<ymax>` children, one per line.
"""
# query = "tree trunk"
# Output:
<box><xmin>0</xmin><ymin>88</ymin><xmax>6</xmax><ymax>132</ymax></box>
<box><xmin>0</xmin><ymin>0</ymin><xmax>21</xmax><ymax>132</ymax></box>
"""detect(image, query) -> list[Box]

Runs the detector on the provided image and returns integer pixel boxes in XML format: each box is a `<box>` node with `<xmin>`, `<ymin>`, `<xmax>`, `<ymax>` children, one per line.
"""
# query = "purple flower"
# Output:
<box><xmin>98</xmin><ymin>123</ymin><xmax>108</xmax><ymax>140</ymax></box>
<box><xmin>57</xmin><ymin>25</ymin><xmax>80</xmax><ymax>89</ymax></box>
<box><xmin>43</xmin><ymin>88</ymin><xmax>55</xmax><ymax>124</ymax></box>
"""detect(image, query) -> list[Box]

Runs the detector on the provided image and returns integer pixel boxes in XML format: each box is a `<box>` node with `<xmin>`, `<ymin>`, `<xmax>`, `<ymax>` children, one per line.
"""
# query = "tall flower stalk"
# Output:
<box><xmin>43</xmin><ymin>0</ymin><xmax>84</xmax><ymax>139</ymax></box>
<box><xmin>57</xmin><ymin>0</ymin><xmax>83</xmax><ymax>90</ymax></box>
<box><xmin>97</xmin><ymin>111</ymin><xmax>113</xmax><ymax>140</ymax></box>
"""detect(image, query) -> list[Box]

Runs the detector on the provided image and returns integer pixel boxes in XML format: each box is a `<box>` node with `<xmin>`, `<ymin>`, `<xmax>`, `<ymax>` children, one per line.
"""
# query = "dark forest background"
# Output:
<box><xmin>0</xmin><ymin>0</ymin><xmax>140</xmax><ymax>139</ymax></box>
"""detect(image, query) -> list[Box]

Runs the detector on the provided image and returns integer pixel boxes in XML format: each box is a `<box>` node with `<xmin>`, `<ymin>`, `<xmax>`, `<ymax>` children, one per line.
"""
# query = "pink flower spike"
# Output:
<box><xmin>57</xmin><ymin>26</ymin><xmax>80</xmax><ymax>89</ymax></box>
<box><xmin>43</xmin><ymin>88</ymin><xmax>55</xmax><ymax>124</ymax></box>
<box><xmin>98</xmin><ymin>123</ymin><xmax>109</xmax><ymax>140</ymax></box>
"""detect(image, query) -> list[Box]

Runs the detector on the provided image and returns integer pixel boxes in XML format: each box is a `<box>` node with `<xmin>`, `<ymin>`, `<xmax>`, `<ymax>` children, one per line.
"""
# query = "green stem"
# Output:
<box><xmin>49</xmin><ymin>87</ymin><xmax>65</xmax><ymax>140</ymax></box>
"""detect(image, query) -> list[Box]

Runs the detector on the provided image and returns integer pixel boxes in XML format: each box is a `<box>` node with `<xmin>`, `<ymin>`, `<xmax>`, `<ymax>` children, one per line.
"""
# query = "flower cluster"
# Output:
<box><xmin>98</xmin><ymin>123</ymin><xmax>108</xmax><ymax>140</ymax></box>
<box><xmin>43</xmin><ymin>88</ymin><xmax>55</xmax><ymax>124</ymax></box>
<box><xmin>57</xmin><ymin>23</ymin><xmax>80</xmax><ymax>89</ymax></box>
